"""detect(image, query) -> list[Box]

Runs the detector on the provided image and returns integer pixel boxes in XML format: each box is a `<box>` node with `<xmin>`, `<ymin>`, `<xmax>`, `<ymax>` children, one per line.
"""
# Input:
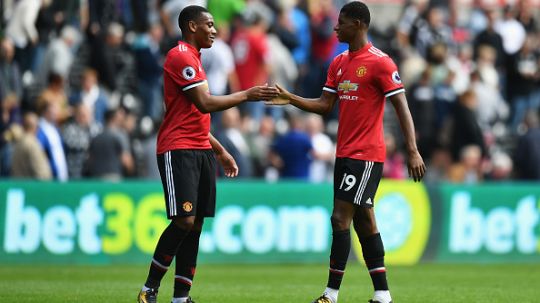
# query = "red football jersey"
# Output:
<box><xmin>157</xmin><ymin>41</ymin><xmax>211</xmax><ymax>154</ymax></box>
<box><xmin>324</xmin><ymin>42</ymin><xmax>405</xmax><ymax>162</ymax></box>
<box><xmin>231</xmin><ymin>29</ymin><xmax>270</xmax><ymax>90</ymax></box>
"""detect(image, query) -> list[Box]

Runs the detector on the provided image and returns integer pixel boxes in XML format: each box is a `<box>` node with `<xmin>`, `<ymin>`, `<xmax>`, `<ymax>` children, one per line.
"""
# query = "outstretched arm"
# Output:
<box><xmin>185</xmin><ymin>84</ymin><xmax>278</xmax><ymax>113</ymax></box>
<box><xmin>389</xmin><ymin>93</ymin><xmax>426</xmax><ymax>182</ymax></box>
<box><xmin>209</xmin><ymin>133</ymin><xmax>238</xmax><ymax>178</ymax></box>
<box><xmin>267</xmin><ymin>84</ymin><xmax>338</xmax><ymax>115</ymax></box>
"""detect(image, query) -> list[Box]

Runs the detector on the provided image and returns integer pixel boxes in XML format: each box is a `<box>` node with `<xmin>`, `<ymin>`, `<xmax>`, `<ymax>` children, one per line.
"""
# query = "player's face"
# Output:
<box><xmin>195</xmin><ymin>12</ymin><xmax>217</xmax><ymax>48</ymax></box>
<box><xmin>334</xmin><ymin>14</ymin><xmax>358</xmax><ymax>43</ymax></box>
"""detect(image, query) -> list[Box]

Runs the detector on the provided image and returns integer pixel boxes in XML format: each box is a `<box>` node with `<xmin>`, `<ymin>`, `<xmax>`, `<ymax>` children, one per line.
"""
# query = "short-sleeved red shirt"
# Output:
<box><xmin>231</xmin><ymin>29</ymin><xmax>269</xmax><ymax>90</ymax></box>
<box><xmin>157</xmin><ymin>41</ymin><xmax>211</xmax><ymax>154</ymax></box>
<box><xmin>324</xmin><ymin>42</ymin><xmax>405</xmax><ymax>162</ymax></box>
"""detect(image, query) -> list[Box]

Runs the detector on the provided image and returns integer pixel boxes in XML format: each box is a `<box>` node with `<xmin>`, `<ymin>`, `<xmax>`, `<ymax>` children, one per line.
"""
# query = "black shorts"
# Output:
<box><xmin>334</xmin><ymin>157</ymin><xmax>383</xmax><ymax>208</ymax></box>
<box><xmin>157</xmin><ymin>149</ymin><xmax>216</xmax><ymax>218</ymax></box>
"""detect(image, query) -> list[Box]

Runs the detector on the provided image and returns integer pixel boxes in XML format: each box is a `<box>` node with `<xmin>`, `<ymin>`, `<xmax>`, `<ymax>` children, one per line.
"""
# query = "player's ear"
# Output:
<box><xmin>188</xmin><ymin>20</ymin><xmax>197</xmax><ymax>33</ymax></box>
<box><xmin>352</xmin><ymin>19</ymin><xmax>363</xmax><ymax>30</ymax></box>
<box><xmin>358</xmin><ymin>20</ymin><xmax>368</xmax><ymax>31</ymax></box>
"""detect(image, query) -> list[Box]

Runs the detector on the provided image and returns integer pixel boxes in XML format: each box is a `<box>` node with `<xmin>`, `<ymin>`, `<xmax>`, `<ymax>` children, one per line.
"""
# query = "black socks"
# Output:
<box><xmin>173</xmin><ymin>230</ymin><xmax>202</xmax><ymax>298</ymax></box>
<box><xmin>360</xmin><ymin>233</ymin><xmax>388</xmax><ymax>290</ymax></box>
<box><xmin>145</xmin><ymin>223</ymin><xmax>190</xmax><ymax>289</ymax></box>
<box><xmin>327</xmin><ymin>229</ymin><xmax>351</xmax><ymax>290</ymax></box>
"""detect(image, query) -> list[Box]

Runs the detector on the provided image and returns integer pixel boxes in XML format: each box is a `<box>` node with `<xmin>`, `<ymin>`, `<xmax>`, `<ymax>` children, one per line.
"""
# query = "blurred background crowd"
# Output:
<box><xmin>0</xmin><ymin>0</ymin><xmax>539</xmax><ymax>183</ymax></box>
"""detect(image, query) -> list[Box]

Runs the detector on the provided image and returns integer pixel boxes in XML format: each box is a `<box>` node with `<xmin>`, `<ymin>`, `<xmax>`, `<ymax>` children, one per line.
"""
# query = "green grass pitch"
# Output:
<box><xmin>2</xmin><ymin>263</ymin><xmax>539</xmax><ymax>302</ymax></box>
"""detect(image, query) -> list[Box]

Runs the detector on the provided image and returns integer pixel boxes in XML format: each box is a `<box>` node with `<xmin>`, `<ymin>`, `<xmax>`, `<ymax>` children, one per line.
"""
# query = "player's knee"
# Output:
<box><xmin>172</xmin><ymin>216</ymin><xmax>196</xmax><ymax>231</ymax></box>
<box><xmin>354</xmin><ymin>224</ymin><xmax>377</xmax><ymax>238</ymax></box>
<box><xmin>353</xmin><ymin>217</ymin><xmax>377</xmax><ymax>237</ymax></box>
<box><xmin>330</xmin><ymin>213</ymin><xmax>350</xmax><ymax>231</ymax></box>
<box><xmin>191</xmin><ymin>218</ymin><xmax>204</xmax><ymax>232</ymax></box>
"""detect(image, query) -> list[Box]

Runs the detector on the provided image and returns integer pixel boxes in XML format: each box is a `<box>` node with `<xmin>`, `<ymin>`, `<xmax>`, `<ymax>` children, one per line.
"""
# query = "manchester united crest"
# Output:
<box><xmin>182</xmin><ymin>201</ymin><xmax>193</xmax><ymax>212</ymax></box>
<box><xmin>356</xmin><ymin>66</ymin><xmax>367</xmax><ymax>77</ymax></box>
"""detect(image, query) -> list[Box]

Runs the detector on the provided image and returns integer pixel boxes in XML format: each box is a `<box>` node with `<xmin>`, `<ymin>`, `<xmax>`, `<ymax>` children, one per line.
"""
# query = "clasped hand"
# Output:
<box><xmin>265</xmin><ymin>84</ymin><xmax>290</xmax><ymax>105</ymax></box>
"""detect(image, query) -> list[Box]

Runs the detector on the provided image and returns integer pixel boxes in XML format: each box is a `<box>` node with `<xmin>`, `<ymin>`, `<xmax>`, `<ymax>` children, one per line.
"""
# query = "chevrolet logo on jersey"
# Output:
<box><xmin>338</xmin><ymin>80</ymin><xmax>358</xmax><ymax>93</ymax></box>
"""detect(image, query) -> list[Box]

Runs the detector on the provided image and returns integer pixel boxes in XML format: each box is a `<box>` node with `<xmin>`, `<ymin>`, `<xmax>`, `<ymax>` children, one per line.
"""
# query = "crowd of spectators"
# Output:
<box><xmin>0</xmin><ymin>0</ymin><xmax>539</xmax><ymax>183</ymax></box>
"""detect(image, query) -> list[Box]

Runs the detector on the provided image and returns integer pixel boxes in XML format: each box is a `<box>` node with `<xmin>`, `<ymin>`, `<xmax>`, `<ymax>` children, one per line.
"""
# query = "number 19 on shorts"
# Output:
<box><xmin>339</xmin><ymin>173</ymin><xmax>357</xmax><ymax>192</ymax></box>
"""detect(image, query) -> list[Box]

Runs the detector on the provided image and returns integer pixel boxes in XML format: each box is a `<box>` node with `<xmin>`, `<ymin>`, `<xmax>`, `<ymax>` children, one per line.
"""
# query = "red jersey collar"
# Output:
<box><xmin>348</xmin><ymin>42</ymin><xmax>372</xmax><ymax>57</ymax></box>
<box><xmin>178</xmin><ymin>41</ymin><xmax>200</xmax><ymax>57</ymax></box>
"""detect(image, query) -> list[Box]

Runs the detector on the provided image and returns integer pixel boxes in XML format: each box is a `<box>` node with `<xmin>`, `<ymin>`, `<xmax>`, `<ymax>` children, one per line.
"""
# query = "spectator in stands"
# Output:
<box><xmin>447</xmin><ymin>144</ymin><xmax>483</xmax><ymax>183</ymax></box>
<box><xmin>506</xmin><ymin>35</ymin><xmax>539</xmax><ymax>132</ymax></box>
<box><xmin>304</xmin><ymin>0</ymin><xmax>338</xmax><ymax>98</ymax></box>
<box><xmin>413</xmin><ymin>6</ymin><xmax>453</xmax><ymax>59</ymax></box>
<box><xmin>215</xmin><ymin>108</ymin><xmax>253</xmax><ymax>177</ymax></box>
<box><xmin>11</xmin><ymin>112</ymin><xmax>52</xmax><ymax>180</ymax></box>
<box><xmin>160</xmin><ymin>0</ymin><xmax>207</xmax><ymax>38</ymax></box>
<box><xmin>449</xmin><ymin>90</ymin><xmax>486</xmax><ymax>162</ymax></box>
<box><xmin>89</xmin><ymin>22</ymin><xmax>134</xmax><ymax>92</ymax></box>
<box><xmin>267</xmin><ymin>21</ymin><xmax>298</xmax><ymax>122</ymax></box>
<box><xmin>248</xmin><ymin>115</ymin><xmax>276</xmax><ymax>179</ymax></box>
<box><xmin>427</xmin><ymin>42</ymin><xmax>457</xmax><ymax>130</ymax></box>
<box><xmin>37</xmin><ymin>73</ymin><xmax>70</xmax><ymax>123</ymax></box>
<box><xmin>450</xmin><ymin>44</ymin><xmax>474</xmax><ymax>95</ymax></box>
<box><xmin>201</xmin><ymin>23</ymin><xmax>239</xmax><ymax>127</ymax></box>
<box><xmin>383</xmin><ymin>132</ymin><xmax>406</xmax><ymax>180</ymax></box>
<box><xmin>467</xmin><ymin>0</ymin><xmax>488</xmax><ymax>36</ymax></box>
<box><xmin>71</xmin><ymin>68</ymin><xmax>108</xmax><ymax>125</ymax></box>
<box><xmin>139</xmin><ymin>116</ymin><xmax>161</xmax><ymax>180</ymax></box>
<box><xmin>495</xmin><ymin>5</ymin><xmax>526</xmax><ymax>55</ymax></box>
<box><xmin>84</xmin><ymin>108</ymin><xmax>134</xmax><ymax>180</ymax></box>
<box><xmin>270</xmin><ymin>113</ymin><xmax>313</xmax><ymax>179</ymax></box>
<box><xmin>470</xmin><ymin>69</ymin><xmax>508</xmax><ymax>133</ymax></box>
<box><xmin>120</xmin><ymin>106</ymin><xmax>138</xmax><ymax>175</ymax></box>
<box><xmin>0</xmin><ymin>38</ymin><xmax>22</xmax><ymax>176</ymax></box>
<box><xmin>37</xmin><ymin>100</ymin><xmax>69</xmax><ymax>181</ymax></box>
<box><xmin>516</xmin><ymin>0</ymin><xmax>538</xmax><ymax>33</ymax></box>
<box><xmin>231</xmin><ymin>3</ymin><xmax>273</xmax><ymax>122</ymax></box>
<box><xmin>5</xmin><ymin>0</ymin><xmax>46</xmax><ymax>73</ymax></box>
<box><xmin>266</xmin><ymin>2</ymin><xmax>298</xmax><ymax>53</ymax></box>
<box><xmin>473</xmin><ymin>8</ymin><xmax>506</xmax><ymax>70</ymax></box>
<box><xmin>488</xmin><ymin>151</ymin><xmax>513</xmax><ymax>180</ymax></box>
<box><xmin>38</xmin><ymin>25</ymin><xmax>80</xmax><ymax>87</ymax></box>
<box><xmin>306</xmin><ymin>113</ymin><xmax>333</xmax><ymax>183</ymax></box>
<box><xmin>408</xmin><ymin>68</ymin><xmax>435</xmax><ymax>158</ymax></box>
<box><xmin>286</xmin><ymin>1</ymin><xmax>311</xmax><ymax>93</ymax></box>
<box><xmin>133</xmin><ymin>23</ymin><xmax>164</xmax><ymax>121</ymax></box>
<box><xmin>424</xmin><ymin>147</ymin><xmax>452</xmax><ymax>183</ymax></box>
<box><xmin>514</xmin><ymin>110</ymin><xmax>540</xmax><ymax>180</ymax></box>
<box><xmin>396</xmin><ymin>0</ymin><xmax>429</xmax><ymax>55</ymax></box>
<box><xmin>84</xmin><ymin>0</ymin><xmax>132</xmax><ymax>36</ymax></box>
<box><xmin>62</xmin><ymin>103</ymin><xmax>100</xmax><ymax>179</ymax></box>
<box><xmin>33</xmin><ymin>1</ymin><xmax>64</xmax><ymax>73</ymax></box>
<box><xmin>476</xmin><ymin>45</ymin><xmax>500</xmax><ymax>91</ymax></box>
<box><xmin>202</xmin><ymin>23</ymin><xmax>238</xmax><ymax>96</ymax></box>
<box><xmin>52</xmin><ymin>0</ymin><xmax>82</xmax><ymax>28</ymax></box>
<box><xmin>0</xmin><ymin>39</ymin><xmax>22</xmax><ymax>102</ymax></box>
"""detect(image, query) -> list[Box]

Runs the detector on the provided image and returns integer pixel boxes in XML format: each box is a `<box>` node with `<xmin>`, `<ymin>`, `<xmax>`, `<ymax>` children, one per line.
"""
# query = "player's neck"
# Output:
<box><xmin>348</xmin><ymin>37</ymin><xmax>368</xmax><ymax>52</ymax></box>
<box><xmin>182</xmin><ymin>37</ymin><xmax>201</xmax><ymax>52</ymax></box>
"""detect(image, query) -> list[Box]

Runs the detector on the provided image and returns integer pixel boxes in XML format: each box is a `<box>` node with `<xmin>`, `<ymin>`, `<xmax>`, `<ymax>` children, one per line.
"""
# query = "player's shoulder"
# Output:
<box><xmin>365</xmin><ymin>45</ymin><xmax>398</xmax><ymax>72</ymax></box>
<box><xmin>373</xmin><ymin>45</ymin><xmax>397</xmax><ymax>60</ymax></box>
<box><xmin>165</xmin><ymin>46</ymin><xmax>198</xmax><ymax>73</ymax></box>
<box><xmin>365</xmin><ymin>45</ymin><xmax>392</xmax><ymax>61</ymax></box>
<box><xmin>166</xmin><ymin>44</ymin><xmax>196</xmax><ymax>62</ymax></box>
<box><xmin>335</xmin><ymin>50</ymin><xmax>349</xmax><ymax>60</ymax></box>
<box><xmin>330</xmin><ymin>50</ymin><xmax>349</xmax><ymax>67</ymax></box>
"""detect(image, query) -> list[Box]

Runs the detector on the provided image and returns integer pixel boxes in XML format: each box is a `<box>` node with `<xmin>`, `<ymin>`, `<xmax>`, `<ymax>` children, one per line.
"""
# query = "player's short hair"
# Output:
<box><xmin>341</xmin><ymin>1</ymin><xmax>370</xmax><ymax>26</ymax></box>
<box><xmin>178</xmin><ymin>5</ymin><xmax>210</xmax><ymax>34</ymax></box>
